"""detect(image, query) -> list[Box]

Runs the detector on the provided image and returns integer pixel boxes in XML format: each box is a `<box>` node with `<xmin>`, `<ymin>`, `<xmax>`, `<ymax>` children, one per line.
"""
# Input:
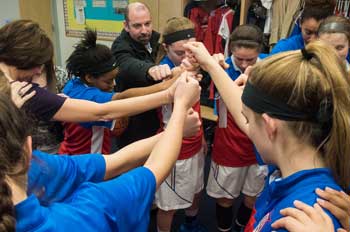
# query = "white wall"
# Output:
<box><xmin>53</xmin><ymin>0</ymin><xmax>113</xmax><ymax>66</ymax></box>
<box><xmin>0</xmin><ymin>0</ymin><xmax>20</xmax><ymax>27</ymax></box>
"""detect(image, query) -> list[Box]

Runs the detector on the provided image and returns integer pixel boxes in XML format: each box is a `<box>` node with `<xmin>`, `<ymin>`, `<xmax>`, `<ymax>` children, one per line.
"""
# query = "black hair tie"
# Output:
<box><xmin>301</xmin><ymin>48</ymin><xmax>313</xmax><ymax>61</ymax></box>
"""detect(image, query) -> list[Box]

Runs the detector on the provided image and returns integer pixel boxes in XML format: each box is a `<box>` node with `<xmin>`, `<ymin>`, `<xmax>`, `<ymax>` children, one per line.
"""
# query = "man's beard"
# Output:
<box><xmin>137</xmin><ymin>34</ymin><xmax>151</xmax><ymax>45</ymax></box>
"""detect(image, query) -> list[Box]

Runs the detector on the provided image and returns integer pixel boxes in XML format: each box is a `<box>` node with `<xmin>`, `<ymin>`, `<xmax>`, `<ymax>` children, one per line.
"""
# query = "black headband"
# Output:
<box><xmin>318</xmin><ymin>22</ymin><xmax>350</xmax><ymax>34</ymax></box>
<box><xmin>163</xmin><ymin>29</ymin><xmax>195</xmax><ymax>45</ymax></box>
<box><xmin>84</xmin><ymin>56</ymin><xmax>118</xmax><ymax>76</ymax></box>
<box><xmin>241</xmin><ymin>81</ymin><xmax>316</xmax><ymax>121</ymax></box>
<box><xmin>232</xmin><ymin>39</ymin><xmax>262</xmax><ymax>47</ymax></box>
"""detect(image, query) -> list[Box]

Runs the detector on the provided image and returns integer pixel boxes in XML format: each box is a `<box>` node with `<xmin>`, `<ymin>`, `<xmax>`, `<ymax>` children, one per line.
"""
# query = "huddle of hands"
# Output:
<box><xmin>8</xmin><ymin>39</ymin><xmax>350</xmax><ymax>232</ymax></box>
<box><xmin>165</xmin><ymin>41</ymin><xmax>350</xmax><ymax>232</ymax></box>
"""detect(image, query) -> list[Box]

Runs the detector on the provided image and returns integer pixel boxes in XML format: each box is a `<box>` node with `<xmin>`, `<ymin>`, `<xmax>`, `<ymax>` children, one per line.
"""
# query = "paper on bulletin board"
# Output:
<box><xmin>74</xmin><ymin>6</ymin><xmax>85</xmax><ymax>24</ymax></box>
<box><xmin>92</xmin><ymin>0</ymin><xmax>106</xmax><ymax>8</ymax></box>
<box><xmin>64</xmin><ymin>0</ymin><xmax>135</xmax><ymax>41</ymax></box>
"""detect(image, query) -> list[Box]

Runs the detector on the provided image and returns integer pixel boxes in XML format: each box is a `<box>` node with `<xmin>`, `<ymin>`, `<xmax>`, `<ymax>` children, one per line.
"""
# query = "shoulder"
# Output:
<box><xmin>64</xmin><ymin>79</ymin><xmax>113</xmax><ymax>103</ymax></box>
<box><xmin>111</xmin><ymin>29</ymin><xmax>133</xmax><ymax>50</ymax></box>
<box><xmin>272</xmin><ymin>34</ymin><xmax>304</xmax><ymax>53</ymax></box>
<box><xmin>22</xmin><ymin>84</ymin><xmax>66</xmax><ymax>121</ymax></box>
<box><xmin>66</xmin><ymin>167</ymin><xmax>156</xmax><ymax>229</ymax></box>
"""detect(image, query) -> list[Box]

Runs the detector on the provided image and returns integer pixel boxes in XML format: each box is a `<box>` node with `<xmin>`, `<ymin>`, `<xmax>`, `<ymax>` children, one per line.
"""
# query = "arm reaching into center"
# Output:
<box><xmin>183</xmin><ymin>42</ymin><xmax>249</xmax><ymax>134</ymax></box>
<box><xmin>144</xmin><ymin>72</ymin><xmax>201</xmax><ymax>187</ymax></box>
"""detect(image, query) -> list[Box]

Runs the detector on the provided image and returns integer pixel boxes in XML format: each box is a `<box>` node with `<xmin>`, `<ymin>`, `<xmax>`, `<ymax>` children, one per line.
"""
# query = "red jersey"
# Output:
<box><xmin>211</xmin><ymin>99</ymin><xmax>257</xmax><ymax>167</ymax></box>
<box><xmin>158</xmin><ymin>101</ymin><xmax>203</xmax><ymax>160</ymax></box>
<box><xmin>203</xmin><ymin>6</ymin><xmax>232</xmax><ymax>54</ymax></box>
<box><xmin>189</xmin><ymin>6</ymin><xmax>209</xmax><ymax>42</ymax></box>
<box><xmin>59</xmin><ymin>122</ymin><xmax>112</xmax><ymax>155</ymax></box>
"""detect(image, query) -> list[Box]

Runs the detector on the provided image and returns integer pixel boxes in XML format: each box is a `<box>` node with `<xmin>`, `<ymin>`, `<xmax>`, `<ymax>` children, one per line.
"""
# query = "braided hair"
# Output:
<box><xmin>0</xmin><ymin>92</ymin><xmax>32</xmax><ymax>231</ymax></box>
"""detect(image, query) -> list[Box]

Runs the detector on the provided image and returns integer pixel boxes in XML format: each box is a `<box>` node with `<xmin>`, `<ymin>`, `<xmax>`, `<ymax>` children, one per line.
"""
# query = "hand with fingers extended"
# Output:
<box><xmin>148</xmin><ymin>64</ymin><xmax>172</xmax><ymax>81</ymax></box>
<box><xmin>10</xmin><ymin>81</ymin><xmax>36</xmax><ymax>108</ymax></box>
<box><xmin>183</xmin><ymin>108</ymin><xmax>201</xmax><ymax>138</ymax></box>
<box><xmin>234</xmin><ymin>66</ymin><xmax>253</xmax><ymax>89</ymax></box>
<box><xmin>316</xmin><ymin>187</ymin><xmax>350</xmax><ymax>231</ymax></box>
<box><xmin>272</xmin><ymin>200</ymin><xmax>344</xmax><ymax>232</ymax></box>
<box><xmin>173</xmin><ymin>72</ymin><xmax>201</xmax><ymax>110</ymax></box>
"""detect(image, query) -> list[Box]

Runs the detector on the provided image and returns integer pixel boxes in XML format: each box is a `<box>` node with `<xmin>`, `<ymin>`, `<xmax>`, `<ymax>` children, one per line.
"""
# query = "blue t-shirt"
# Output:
<box><xmin>19</xmin><ymin>152</ymin><xmax>156</xmax><ymax>232</ymax></box>
<box><xmin>63</xmin><ymin>78</ymin><xmax>114</xmax><ymax>128</ymax></box>
<box><xmin>289</xmin><ymin>21</ymin><xmax>301</xmax><ymax>38</ymax></box>
<box><xmin>28</xmin><ymin>150</ymin><xmax>106</xmax><ymax>205</ymax></box>
<box><xmin>159</xmin><ymin>55</ymin><xmax>175</xmax><ymax>69</ymax></box>
<box><xmin>253</xmin><ymin>168</ymin><xmax>342</xmax><ymax>232</ymax></box>
<box><xmin>270</xmin><ymin>34</ymin><xmax>305</xmax><ymax>55</ymax></box>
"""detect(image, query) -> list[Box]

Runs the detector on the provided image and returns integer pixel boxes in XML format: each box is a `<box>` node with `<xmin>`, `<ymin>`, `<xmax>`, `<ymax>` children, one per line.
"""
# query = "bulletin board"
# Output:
<box><xmin>63</xmin><ymin>0</ymin><xmax>135</xmax><ymax>41</ymax></box>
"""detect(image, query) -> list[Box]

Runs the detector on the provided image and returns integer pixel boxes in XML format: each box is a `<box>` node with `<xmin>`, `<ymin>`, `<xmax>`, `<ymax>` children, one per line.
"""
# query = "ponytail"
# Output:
<box><xmin>249</xmin><ymin>40</ymin><xmax>350</xmax><ymax>189</ymax></box>
<box><xmin>306</xmin><ymin>41</ymin><xmax>350</xmax><ymax>189</ymax></box>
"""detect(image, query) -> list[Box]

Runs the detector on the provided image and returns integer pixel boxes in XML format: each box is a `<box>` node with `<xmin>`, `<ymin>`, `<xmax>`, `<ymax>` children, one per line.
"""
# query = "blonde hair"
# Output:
<box><xmin>249</xmin><ymin>40</ymin><xmax>350</xmax><ymax>189</ymax></box>
<box><xmin>156</xmin><ymin>17</ymin><xmax>195</xmax><ymax>64</ymax></box>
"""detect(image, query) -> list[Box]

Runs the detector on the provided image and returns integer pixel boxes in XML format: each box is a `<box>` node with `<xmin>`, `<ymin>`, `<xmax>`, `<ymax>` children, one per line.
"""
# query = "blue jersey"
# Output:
<box><xmin>60</xmin><ymin>78</ymin><xmax>115</xmax><ymax>154</ymax></box>
<box><xmin>252</xmin><ymin>168</ymin><xmax>342</xmax><ymax>232</ymax></box>
<box><xmin>19</xmin><ymin>152</ymin><xmax>156</xmax><ymax>232</ymax></box>
<box><xmin>159</xmin><ymin>55</ymin><xmax>175</xmax><ymax>69</ymax></box>
<box><xmin>63</xmin><ymin>78</ymin><xmax>114</xmax><ymax>128</ymax></box>
<box><xmin>270</xmin><ymin>34</ymin><xmax>305</xmax><ymax>55</ymax></box>
<box><xmin>28</xmin><ymin>150</ymin><xmax>106</xmax><ymax>205</ymax></box>
<box><xmin>289</xmin><ymin>21</ymin><xmax>301</xmax><ymax>38</ymax></box>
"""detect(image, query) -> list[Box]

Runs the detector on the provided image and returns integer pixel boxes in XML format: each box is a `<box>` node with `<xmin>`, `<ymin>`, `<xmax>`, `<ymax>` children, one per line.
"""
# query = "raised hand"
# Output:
<box><xmin>235</xmin><ymin>66</ymin><xmax>252</xmax><ymax>89</ymax></box>
<box><xmin>148</xmin><ymin>64</ymin><xmax>172</xmax><ymax>81</ymax></box>
<box><xmin>181</xmin><ymin>57</ymin><xmax>200</xmax><ymax>72</ymax></box>
<box><xmin>183</xmin><ymin>108</ymin><xmax>201</xmax><ymax>138</ymax></box>
<box><xmin>174</xmin><ymin>72</ymin><xmax>201</xmax><ymax>110</ymax></box>
<box><xmin>183</xmin><ymin>42</ymin><xmax>215</xmax><ymax>72</ymax></box>
<box><xmin>212</xmin><ymin>53</ymin><xmax>229</xmax><ymax>69</ymax></box>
